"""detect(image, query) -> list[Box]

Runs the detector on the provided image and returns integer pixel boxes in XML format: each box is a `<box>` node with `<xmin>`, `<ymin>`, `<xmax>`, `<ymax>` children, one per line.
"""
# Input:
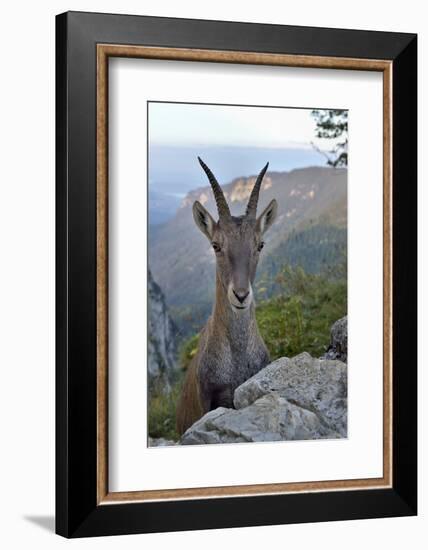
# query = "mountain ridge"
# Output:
<box><xmin>148</xmin><ymin>165</ymin><xmax>347</xmax><ymax>335</ymax></box>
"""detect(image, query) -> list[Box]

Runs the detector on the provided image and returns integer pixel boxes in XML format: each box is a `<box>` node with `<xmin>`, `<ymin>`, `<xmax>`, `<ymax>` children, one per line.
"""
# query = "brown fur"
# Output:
<box><xmin>176</xmin><ymin>355</ymin><xmax>203</xmax><ymax>435</ymax></box>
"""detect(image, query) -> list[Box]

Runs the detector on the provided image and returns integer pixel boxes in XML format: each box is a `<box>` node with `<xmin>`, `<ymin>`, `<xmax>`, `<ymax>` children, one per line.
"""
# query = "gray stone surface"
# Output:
<box><xmin>323</xmin><ymin>316</ymin><xmax>347</xmax><ymax>363</ymax></box>
<box><xmin>180</xmin><ymin>351</ymin><xmax>347</xmax><ymax>445</ymax></box>
<box><xmin>148</xmin><ymin>269</ymin><xmax>178</xmax><ymax>393</ymax></box>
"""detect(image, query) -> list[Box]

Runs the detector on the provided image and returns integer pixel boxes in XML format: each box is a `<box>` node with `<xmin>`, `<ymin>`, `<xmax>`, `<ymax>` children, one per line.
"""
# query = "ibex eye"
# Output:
<box><xmin>212</xmin><ymin>242</ymin><xmax>221</xmax><ymax>253</ymax></box>
<box><xmin>258</xmin><ymin>241</ymin><xmax>265</xmax><ymax>251</ymax></box>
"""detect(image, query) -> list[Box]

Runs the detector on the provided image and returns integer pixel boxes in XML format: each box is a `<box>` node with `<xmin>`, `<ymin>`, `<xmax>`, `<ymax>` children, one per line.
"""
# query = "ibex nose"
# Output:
<box><xmin>233</xmin><ymin>289</ymin><xmax>249</xmax><ymax>304</ymax></box>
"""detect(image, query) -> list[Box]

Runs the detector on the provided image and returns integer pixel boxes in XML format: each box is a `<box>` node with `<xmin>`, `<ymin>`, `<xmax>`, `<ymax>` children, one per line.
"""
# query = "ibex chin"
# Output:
<box><xmin>176</xmin><ymin>157</ymin><xmax>278</xmax><ymax>436</ymax></box>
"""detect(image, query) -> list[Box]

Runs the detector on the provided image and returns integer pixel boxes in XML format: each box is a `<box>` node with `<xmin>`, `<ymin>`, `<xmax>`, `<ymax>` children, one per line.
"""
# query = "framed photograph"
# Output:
<box><xmin>56</xmin><ymin>11</ymin><xmax>417</xmax><ymax>538</ymax></box>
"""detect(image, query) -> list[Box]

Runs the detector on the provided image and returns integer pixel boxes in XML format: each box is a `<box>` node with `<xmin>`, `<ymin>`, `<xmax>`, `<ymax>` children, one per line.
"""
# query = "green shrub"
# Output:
<box><xmin>256</xmin><ymin>265</ymin><xmax>347</xmax><ymax>360</ymax></box>
<box><xmin>148</xmin><ymin>334</ymin><xmax>200</xmax><ymax>441</ymax></box>
<box><xmin>148</xmin><ymin>381</ymin><xmax>183</xmax><ymax>441</ymax></box>
<box><xmin>178</xmin><ymin>333</ymin><xmax>200</xmax><ymax>372</ymax></box>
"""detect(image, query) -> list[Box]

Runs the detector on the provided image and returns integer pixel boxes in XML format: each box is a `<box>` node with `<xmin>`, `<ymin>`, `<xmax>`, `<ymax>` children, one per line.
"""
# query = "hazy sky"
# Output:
<box><xmin>148</xmin><ymin>102</ymin><xmax>334</xmax><ymax>150</ymax></box>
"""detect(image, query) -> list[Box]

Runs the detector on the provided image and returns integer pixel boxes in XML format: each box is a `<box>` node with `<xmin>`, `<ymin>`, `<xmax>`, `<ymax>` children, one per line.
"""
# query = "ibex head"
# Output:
<box><xmin>193</xmin><ymin>157</ymin><xmax>278</xmax><ymax>311</ymax></box>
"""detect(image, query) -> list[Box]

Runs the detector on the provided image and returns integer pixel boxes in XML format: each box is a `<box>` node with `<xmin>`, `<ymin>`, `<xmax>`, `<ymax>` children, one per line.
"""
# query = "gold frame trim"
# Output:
<box><xmin>96</xmin><ymin>44</ymin><xmax>393</xmax><ymax>505</ymax></box>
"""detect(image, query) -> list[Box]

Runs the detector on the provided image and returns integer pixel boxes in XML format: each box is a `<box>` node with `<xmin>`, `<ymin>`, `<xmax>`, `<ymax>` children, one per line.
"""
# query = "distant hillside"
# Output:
<box><xmin>149</xmin><ymin>190</ymin><xmax>182</xmax><ymax>226</ymax></box>
<box><xmin>256</xmin><ymin>223</ymin><xmax>347</xmax><ymax>298</ymax></box>
<box><xmin>148</xmin><ymin>166</ymin><xmax>347</xmax><ymax>338</ymax></box>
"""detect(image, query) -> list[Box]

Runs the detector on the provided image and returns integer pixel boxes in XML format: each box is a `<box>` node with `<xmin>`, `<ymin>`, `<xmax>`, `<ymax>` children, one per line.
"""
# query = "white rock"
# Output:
<box><xmin>234</xmin><ymin>352</ymin><xmax>347</xmax><ymax>437</ymax></box>
<box><xmin>180</xmin><ymin>352</ymin><xmax>347</xmax><ymax>445</ymax></box>
<box><xmin>180</xmin><ymin>392</ymin><xmax>341</xmax><ymax>445</ymax></box>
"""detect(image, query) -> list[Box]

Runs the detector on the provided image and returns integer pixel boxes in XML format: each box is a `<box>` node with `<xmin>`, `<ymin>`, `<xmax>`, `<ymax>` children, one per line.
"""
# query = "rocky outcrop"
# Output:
<box><xmin>148</xmin><ymin>437</ymin><xmax>177</xmax><ymax>447</ymax></box>
<box><xmin>322</xmin><ymin>316</ymin><xmax>347</xmax><ymax>363</ymax></box>
<box><xmin>180</xmin><ymin>352</ymin><xmax>347</xmax><ymax>445</ymax></box>
<box><xmin>148</xmin><ymin>269</ymin><xmax>178</xmax><ymax>393</ymax></box>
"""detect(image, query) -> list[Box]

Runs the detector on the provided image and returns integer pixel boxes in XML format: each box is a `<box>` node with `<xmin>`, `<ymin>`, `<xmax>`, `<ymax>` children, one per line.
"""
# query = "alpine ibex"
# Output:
<box><xmin>176</xmin><ymin>157</ymin><xmax>278</xmax><ymax>435</ymax></box>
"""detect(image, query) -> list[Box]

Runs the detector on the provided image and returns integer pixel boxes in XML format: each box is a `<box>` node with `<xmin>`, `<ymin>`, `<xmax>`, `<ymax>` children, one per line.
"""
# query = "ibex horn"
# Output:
<box><xmin>198</xmin><ymin>157</ymin><xmax>231</xmax><ymax>220</ymax></box>
<box><xmin>246</xmin><ymin>162</ymin><xmax>269</xmax><ymax>219</ymax></box>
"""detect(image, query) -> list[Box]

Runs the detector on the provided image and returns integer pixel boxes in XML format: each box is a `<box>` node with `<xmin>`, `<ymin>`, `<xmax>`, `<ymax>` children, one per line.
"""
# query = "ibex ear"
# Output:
<box><xmin>256</xmin><ymin>199</ymin><xmax>278</xmax><ymax>235</ymax></box>
<box><xmin>193</xmin><ymin>201</ymin><xmax>216</xmax><ymax>240</ymax></box>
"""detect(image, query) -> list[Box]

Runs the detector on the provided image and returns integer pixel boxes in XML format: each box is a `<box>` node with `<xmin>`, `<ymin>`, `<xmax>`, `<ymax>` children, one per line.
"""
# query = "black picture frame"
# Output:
<box><xmin>56</xmin><ymin>11</ymin><xmax>417</xmax><ymax>538</ymax></box>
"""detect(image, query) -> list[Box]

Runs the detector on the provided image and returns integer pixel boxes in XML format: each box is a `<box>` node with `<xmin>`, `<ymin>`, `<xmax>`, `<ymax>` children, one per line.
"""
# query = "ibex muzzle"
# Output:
<box><xmin>176</xmin><ymin>158</ymin><xmax>278</xmax><ymax>436</ymax></box>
